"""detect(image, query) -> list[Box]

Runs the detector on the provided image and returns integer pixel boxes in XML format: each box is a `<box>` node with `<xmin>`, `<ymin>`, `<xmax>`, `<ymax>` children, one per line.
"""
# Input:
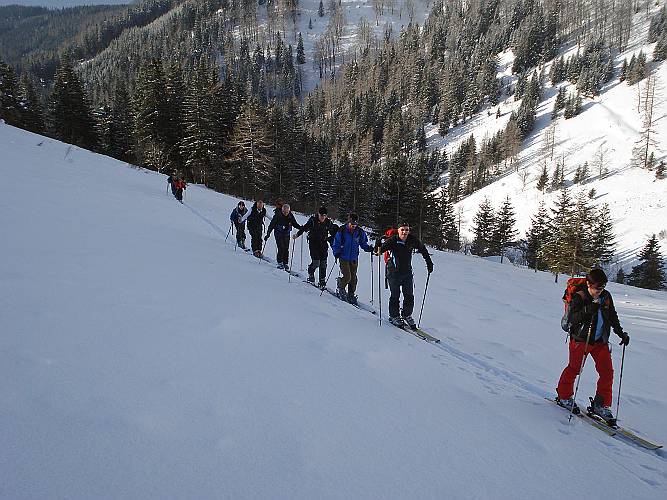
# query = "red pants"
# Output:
<box><xmin>557</xmin><ymin>339</ymin><xmax>614</xmax><ymax>407</ymax></box>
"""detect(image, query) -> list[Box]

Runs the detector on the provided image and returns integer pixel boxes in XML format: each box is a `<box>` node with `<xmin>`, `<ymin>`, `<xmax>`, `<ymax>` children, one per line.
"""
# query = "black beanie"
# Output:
<box><xmin>318</xmin><ymin>206</ymin><xmax>328</xmax><ymax>215</ymax></box>
<box><xmin>348</xmin><ymin>212</ymin><xmax>359</xmax><ymax>223</ymax></box>
<box><xmin>587</xmin><ymin>268</ymin><xmax>608</xmax><ymax>285</ymax></box>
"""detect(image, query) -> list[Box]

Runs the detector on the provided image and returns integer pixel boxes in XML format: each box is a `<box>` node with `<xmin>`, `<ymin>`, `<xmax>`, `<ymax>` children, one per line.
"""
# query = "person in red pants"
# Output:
<box><xmin>556</xmin><ymin>269</ymin><xmax>630</xmax><ymax>421</ymax></box>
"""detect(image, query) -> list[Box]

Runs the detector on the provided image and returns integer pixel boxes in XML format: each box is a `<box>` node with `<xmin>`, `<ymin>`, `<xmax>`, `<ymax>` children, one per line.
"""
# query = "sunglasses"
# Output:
<box><xmin>587</xmin><ymin>282</ymin><xmax>605</xmax><ymax>290</ymax></box>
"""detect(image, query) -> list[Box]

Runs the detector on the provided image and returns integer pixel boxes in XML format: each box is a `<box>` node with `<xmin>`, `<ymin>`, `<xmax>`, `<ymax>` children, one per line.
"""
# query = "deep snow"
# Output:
<box><xmin>1</xmin><ymin>123</ymin><xmax>666</xmax><ymax>499</ymax></box>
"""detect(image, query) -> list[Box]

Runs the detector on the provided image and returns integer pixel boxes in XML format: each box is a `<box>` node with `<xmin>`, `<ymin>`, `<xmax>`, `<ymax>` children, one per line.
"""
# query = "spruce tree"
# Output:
<box><xmin>49</xmin><ymin>57</ymin><xmax>98</xmax><ymax>150</ymax></box>
<box><xmin>0</xmin><ymin>60</ymin><xmax>20</xmax><ymax>126</ymax></box>
<box><xmin>536</xmin><ymin>163</ymin><xmax>549</xmax><ymax>191</ymax></box>
<box><xmin>628</xmin><ymin>235</ymin><xmax>666</xmax><ymax>290</ymax></box>
<box><xmin>591</xmin><ymin>203</ymin><xmax>615</xmax><ymax>267</ymax></box>
<box><xmin>489</xmin><ymin>196</ymin><xmax>517</xmax><ymax>260</ymax></box>
<box><xmin>18</xmin><ymin>74</ymin><xmax>45</xmax><ymax>134</ymax></box>
<box><xmin>526</xmin><ymin>201</ymin><xmax>550</xmax><ymax>270</ymax></box>
<box><xmin>108</xmin><ymin>82</ymin><xmax>135</xmax><ymax>164</ymax></box>
<box><xmin>615</xmin><ymin>267</ymin><xmax>626</xmax><ymax>284</ymax></box>
<box><xmin>471</xmin><ymin>197</ymin><xmax>494</xmax><ymax>257</ymax></box>
<box><xmin>318</xmin><ymin>0</ymin><xmax>324</xmax><ymax>17</ymax></box>
<box><xmin>133</xmin><ymin>58</ymin><xmax>170</xmax><ymax>169</ymax></box>
<box><xmin>296</xmin><ymin>33</ymin><xmax>306</xmax><ymax>64</ymax></box>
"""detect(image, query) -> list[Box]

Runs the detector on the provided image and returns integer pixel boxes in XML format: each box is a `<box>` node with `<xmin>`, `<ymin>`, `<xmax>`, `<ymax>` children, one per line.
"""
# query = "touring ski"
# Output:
<box><xmin>547</xmin><ymin>398</ymin><xmax>662</xmax><ymax>449</ymax></box>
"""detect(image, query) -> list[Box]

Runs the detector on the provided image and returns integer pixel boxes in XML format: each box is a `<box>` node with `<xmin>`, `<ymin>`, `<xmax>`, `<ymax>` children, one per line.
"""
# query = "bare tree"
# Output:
<box><xmin>633</xmin><ymin>74</ymin><xmax>659</xmax><ymax>169</ymax></box>
<box><xmin>593</xmin><ymin>143</ymin><xmax>609</xmax><ymax>178</ymax></box>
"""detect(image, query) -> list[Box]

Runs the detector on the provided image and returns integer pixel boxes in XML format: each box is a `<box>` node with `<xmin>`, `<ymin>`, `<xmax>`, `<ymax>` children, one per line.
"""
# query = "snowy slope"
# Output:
<box><xmin>1</xmin><ymin>122</ymin><xmax>666</xmax><ymax>499</ymax></box>
<box><xmin>427</xmin><ymin>7</ymin><xmax>667</xmax><ymax>271</ymax></box>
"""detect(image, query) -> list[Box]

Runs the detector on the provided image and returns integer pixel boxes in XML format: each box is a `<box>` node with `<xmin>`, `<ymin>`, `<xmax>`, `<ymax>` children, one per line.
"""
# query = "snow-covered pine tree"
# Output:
<box><xmin>526</xmin><ymin>201</ymin><xmax>550</xmax><ymax>271</ymax></box>
<box><xmin>628</xmin><ymin>235</ymin><xmax>666</xmax><ymax>290</ymax></box>
<box><xmin>471</xmin><ymin>197</ymin><xmax>494</xmax><ymax>257</ymax></box>
<box><xmin>489</xmin><ymin>196</ymin><xmax>517</xmax><ymax>261</ymax></box>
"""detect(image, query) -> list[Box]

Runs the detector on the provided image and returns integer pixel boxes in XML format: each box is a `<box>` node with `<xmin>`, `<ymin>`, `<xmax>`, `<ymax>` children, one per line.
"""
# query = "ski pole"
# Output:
<box><xmin>259</xmin><ymin>237</ymin><xmax>268</xmax><ymax>264</ymax></box>
<box><xmin>225</xmin><ymin>223</ymin><xmax>232</xmax><ymax>241</ymax></box>
<box><xmin>320</xmin><ymin>259</ymin><xmax>337</xmax><ymax>297</ymax></box>
<box><xmin>300</xmin><ymin>236</ymin><xmax>303</xmax><ymax>271</ymax></box>
<box><xmin>377</xmin><ymin>249</ymin><xmax>382</xmax><ymax>326</ymax></box>
<box><xmin>417</xmin><ymin>271</ymin><xmax>431</xmax><ymax>329</ymax></box>
<box><xmin>288</xmin><ymin>237</ymin><xmax>296</xmax><ymax>283</ymax></box>
<box><xmin>570</xmin><ymin>322</ymin><xmax>594</xmax><ymax>422</ymax></box>
<box><xmin>615</xmin><ymin>343</ymin><xmax>626</xmax><ymax>421</ymax></box>
<box><xmin>370</xmin><ymin>252</ymin><xmax>374</xmax><ymax>304</ymax></box>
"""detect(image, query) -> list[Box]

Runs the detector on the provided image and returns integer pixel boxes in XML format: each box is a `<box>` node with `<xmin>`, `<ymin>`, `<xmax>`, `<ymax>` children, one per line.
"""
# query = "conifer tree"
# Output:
<box><xmin>225</xmin><ymin>98</ymin><xmax>273</xmax><ymax>199</ymax></box>
<box><xmin>628</xmin><ymin>235</ymin><xmax>666</xmax><ymax>290</ymax></box>
<box><xmin>296</xmin><ymin>33</ymin><xmax>306</xmax><ymax>64</ymax></box>
<box><xmin>318</xmin><ymin>0</ymin><xmax>324</xmax><ymax>17</ymax></box>
<box><xmin>536</xmin><ymin>163</ymin><xmax>549</xmax><ymax>191</ymax></box>
<box><xmin>18</xmin><ymin>73</ymin><xmax>45</xmax><ymax>134</ymax></box>
<box><xmin>0</xmin><ymin>60</ymin><xmax>20</xmax><ymax>126</ymax></box>
<box><xmin>615</xmin><ymin>267</ymin><xmax>626</xmax><ymax>284</ymax></box>
<box><xmin>133</xmin><ymin>58</ymin><xmax>170</xmax><ymax>169</ymax></box>
<box><xmin>591</xmin><ymin>203</ymin><xmax>615</xmax><ymax>267</ymax></box>
<box><xmin>489</xmin><ymin>196</ymin><xmax>517</xmax><ymax>260</ymax></box>
<box><xmin>526</xmin><ymin>201</ymin><xmax>550</xmax><ymax>270</ymax></box>
<box><xmin>49</xmin><ymin>57</ymin><xmax>98</xmax><ymax>150</ymax></box>
<box><xmin>471</xmin><ymin>197</ymin><xmax>494</xmax><ymax>257</ymax></box>
<box><xmin>108</xmin><ymin>82</ymin><xmax>135</xmax><ymax>164</ymax></box>
<box><xmin>181</xmin><ymin>59</ymin><xmax>222</xmax><ymax>185</ymax></box>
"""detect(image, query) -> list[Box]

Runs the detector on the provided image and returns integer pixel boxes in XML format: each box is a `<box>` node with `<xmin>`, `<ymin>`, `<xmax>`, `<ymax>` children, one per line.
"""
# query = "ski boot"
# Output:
<box><xmin>555</xmin><ymin>397</ymin><xmax>580</xmax><ymax>414</ymax></box>
<box><xmin>389</xmin><ymin>316</ymin><xmax>405</xmax><ymax>328</ymax></box>
<box><xmin>588</xmin><ymin>395</ymin><xmax>616</xmax><ymax>426</ymax></box>
<box><xmin>347</xmin><ymin>292</ymin><xmax>358</xmax><ymax>306</ymax></box>
<box><xmin>307</xmin><ymin>273</ymin><xmax>315</xmax><ymax>283</ymax></box>
<box><xmin>318</xmin><ymin>280</ymin><xmax>327</xmax><ymax>290</ymax></box>
<box><xmin>403</xmin><ymin>315</ymin><xmax>417</xmax><ymax>330</ymax></box>
<box><xmin>277</xmin><ymin>263</ymin><xmax>284</xmax><ymax>270</ymax></box>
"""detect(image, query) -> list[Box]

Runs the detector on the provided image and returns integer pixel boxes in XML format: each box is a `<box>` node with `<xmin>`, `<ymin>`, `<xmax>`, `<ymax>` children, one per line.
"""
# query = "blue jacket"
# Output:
<box><xmin>332</xmin><ymin>225</ymin><xmax>373</xmax><ymax>261</ymax></box>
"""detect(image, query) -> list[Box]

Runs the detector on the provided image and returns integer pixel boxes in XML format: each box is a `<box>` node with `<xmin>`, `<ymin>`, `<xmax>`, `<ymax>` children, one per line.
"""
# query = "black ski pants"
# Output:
<box><xmin>234</xmin><ymin>221</ymin><xmax>246</xmax><ymax>245</ymax></box>
<box><xmin>275</xmin><ymin>233</ymin><xmax>290</xmax><ymax>265</ymax></box>
<box><xmin>387</xmin><ymin>271</ymin><xmax>414</xmax><ymax>318</ymax></box>
<box><xmin>308</xmin><ymin>245</ymin><xmax>328</xmax><ymax>282</ymax></box>
<box><xmin>249</xmin><ymin>226</ymin><xmax>263</xmax><ymax>253</ymax></box>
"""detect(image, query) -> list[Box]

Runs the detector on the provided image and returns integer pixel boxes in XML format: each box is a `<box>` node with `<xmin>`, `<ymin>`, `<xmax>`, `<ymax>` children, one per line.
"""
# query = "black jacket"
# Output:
<box><xmin>379</xmin><ymin>234</ymin><xmax>432</xmax><ymax>275</ymax></box>
<box><xmin>246</xmin><ymin>203</ymin><xmax>267</xmax><ymax>231</ymax></box>
<box><xmin>569</xmin><ymin>287</ymin><xmax>624</xmax><ymax>344</ymax></box>
<box><xmin>296</xmin><ymin>215</ymin><xmax>335</xmax><ymax>253</ymax></box>
<box><xmin>266</xmin><ymin>210</ymin><xmax>302</xmax><ymax>236</ymax></box>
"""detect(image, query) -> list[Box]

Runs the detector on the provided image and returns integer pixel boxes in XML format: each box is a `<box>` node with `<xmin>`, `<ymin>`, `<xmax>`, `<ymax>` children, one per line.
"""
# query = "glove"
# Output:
<box><xmin>334</xmin><ymin>252</ymin><xmax>341</xmax><ymax>259</ymax></box>
<box><xmin>427</xmin><ymin>261</ymin><xmax>434</xmax><ymax>274</ymax></box>
<box><xmin>264</xmin><ymin>235</ymin><xmax>270</xmax><ymax>242</ymax></box>
<box><xmin>619</xmin><ymin>333</ymin><xmax>630</xmax><ymax>346</ymax></box>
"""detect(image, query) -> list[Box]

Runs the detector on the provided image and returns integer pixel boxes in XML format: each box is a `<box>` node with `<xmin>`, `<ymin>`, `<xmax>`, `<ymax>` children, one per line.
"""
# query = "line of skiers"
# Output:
<box><xmin>226</xmin><ymin>194</ymin><xmax>630</xmax><ymax>424</ymax></box>
<box><xmin>167</xmin><ymin>174</ymin><xmax>187</xmax><ymax>202</ymax></box>
<box><xmin>227</xmin><ymin>199</ymin><xmax>434</xmax><ymax>330</ymax></box>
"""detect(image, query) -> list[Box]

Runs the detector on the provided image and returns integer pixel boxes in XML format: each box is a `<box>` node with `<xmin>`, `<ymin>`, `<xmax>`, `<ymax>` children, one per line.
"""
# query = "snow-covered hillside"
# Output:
<box><xmin>1</xmin><ymin>122</ymin><xmax>666</xmax><ymax>499</ymax></box>
<box><xmin>431</xmin><ymin>7</ymin><xmax>667</xmax><ymax>272</ymax></box>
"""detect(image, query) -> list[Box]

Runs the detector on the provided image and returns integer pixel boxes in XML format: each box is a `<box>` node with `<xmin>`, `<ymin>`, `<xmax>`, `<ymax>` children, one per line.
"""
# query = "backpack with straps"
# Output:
<box><xmin>383</xmin><ymin>228</ymin><xmax>399</xmax><ymax>265</ymax></box>
<box><xmin>561</xmin><ymin>277</ymin><xmax>587</xmax><ymax>332</ymax></box>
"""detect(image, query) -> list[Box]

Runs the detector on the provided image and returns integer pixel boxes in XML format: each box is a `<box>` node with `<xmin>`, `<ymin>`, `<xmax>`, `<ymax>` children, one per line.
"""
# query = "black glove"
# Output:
<box><xmin>264</xmin><ymin>235</ymin><xmax>270</xmax><ymax>242</ymax></box>
<box><xmin>427</xmin><ymin>261</ymin><xmax>434</xmax><ymax>274</ymax></box>
<box><xmin>619</xmin><ymin>333</ymin><xmax>630</xmax><ymax>346</ymax></box>
<box><xmin>334</xmin><ymin>252</ymin><xmax>341</xmax><ymax>259</ymax></box>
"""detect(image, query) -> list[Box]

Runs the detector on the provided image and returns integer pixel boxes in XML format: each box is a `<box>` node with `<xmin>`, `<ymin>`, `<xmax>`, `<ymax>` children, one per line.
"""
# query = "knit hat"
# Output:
<box><xmin>348</xmin><ymin>212</ymin><xmax>359</xmax><ymax>223</ymax></box>
<box><xmin>587</xmin><ymin>268</ymin><xmax>608</xmax><ymax>286</ymax></box>
<box><xmin>397</xmin><ymin>221</ymin><xmax>410</xmax><ymax>229</ymax></box>
<box><xmin>318</xmin><ymin>206</ymin><xmax>328</xmax><ymax>215</ymax></box>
